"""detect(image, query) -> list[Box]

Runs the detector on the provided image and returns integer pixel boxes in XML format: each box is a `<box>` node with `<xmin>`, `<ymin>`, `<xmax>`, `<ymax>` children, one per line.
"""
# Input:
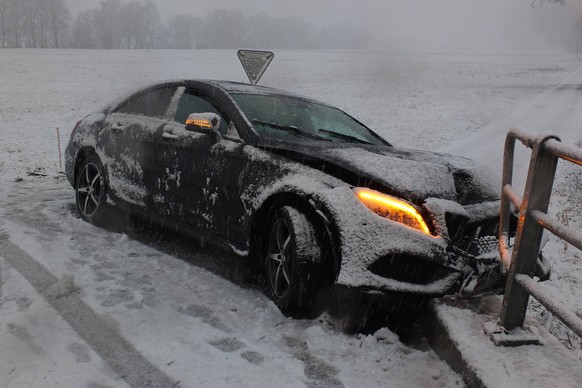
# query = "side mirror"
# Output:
<box><xmin>185</xmin><ymin>113</ymin><xmax>222</xmax><ymax>139</ymax></box>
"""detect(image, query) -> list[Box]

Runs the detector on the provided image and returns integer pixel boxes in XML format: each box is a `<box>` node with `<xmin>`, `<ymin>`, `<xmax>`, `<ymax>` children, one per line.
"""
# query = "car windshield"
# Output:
<box><xmin>230</xmin><ymin>93</ymin><xmax>389</xmax><ymax>145</ymax></box>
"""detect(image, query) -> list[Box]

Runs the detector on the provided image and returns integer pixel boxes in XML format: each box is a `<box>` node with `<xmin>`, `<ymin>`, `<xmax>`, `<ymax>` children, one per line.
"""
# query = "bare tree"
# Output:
<box><xmin>203</xmin><ymin>9</ymin><xmax>244</xmax><ymax>49</ymax></box>
<box><xmin>7</xmin><ymin>0</ymin><xmax>22</xmax><ymax>48</ymax></box>
<box><xmin>143</xmin><ymin>0</ymin><xmax>160</xmax><ymax>49</ymax></box>
<box><xmin>22</xmin><ymin>0</ymin><xmax>38</xmax><ymax>47</ymax></box>
<box><xmin>71</xmin><ymin>10</ymin><xmax>97</xmax><ymax>48</ymax></box>
<box><xmin>47</xmin><ymin>0</ymin><xmax>70</xmax><ymax>48</ymax></box>
<box><xmin>0</xmin><ymin>0</ymin><xmax>7</xmax><ymax>48</ymax></box>
<box><xmin>167</xmin><ymin>14</ymin><xmax>198</xmax><ymax>49</ymax></box>
<box><xmin>18</xmin><ymin>0</ymin><xmax>57</xmax><ymax>48</ymax></box>
<box><xmin>119</xmin><ymin>1</ymin><xmax>136</xmax><ymax>48</ymax></box>
<box><xmin>243</xmin><ymin>13</ymin><xmax>273</xmax><ymax>49</ymax></box>
<box><xmin>36</xmin><ymin>0</ymin><xmax>50</xmax><ymax>48</ymax></box>
<box><xmin>95</xmin><ymin>0</ymin><xmax>122</xmax><ymax>49</ymax></box>
<box><xmin>118</xmin><ymin>1</ymin><xmax>160</xmax><ymax>49</ymax></box>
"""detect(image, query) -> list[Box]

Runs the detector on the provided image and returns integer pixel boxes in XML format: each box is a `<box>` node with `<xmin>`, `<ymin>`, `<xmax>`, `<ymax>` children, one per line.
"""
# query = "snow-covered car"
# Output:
<box><xmin>65</xmin><ymin>80</ymin><xmax>504</xmax><ymax>315</ymax></box>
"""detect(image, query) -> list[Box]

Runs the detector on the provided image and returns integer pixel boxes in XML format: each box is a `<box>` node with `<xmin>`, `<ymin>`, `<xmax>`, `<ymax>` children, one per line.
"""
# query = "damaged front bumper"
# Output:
<box><xmin>316</xmin><ymin>187</ymin><xmax>511</xmax><ymax>297</ymax></box>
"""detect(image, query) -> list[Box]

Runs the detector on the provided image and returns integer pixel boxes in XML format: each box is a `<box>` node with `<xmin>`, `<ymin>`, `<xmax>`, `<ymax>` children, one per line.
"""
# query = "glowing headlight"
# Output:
<box><xmin>354</xmin><ymin>188</ymin><xmax>431</xmax><ymax>235</ymax></box>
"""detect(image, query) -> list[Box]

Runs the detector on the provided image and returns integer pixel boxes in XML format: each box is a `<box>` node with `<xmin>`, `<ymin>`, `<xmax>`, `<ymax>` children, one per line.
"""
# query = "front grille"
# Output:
<box><xmin>446</xmin><ymin>213</ymin><xmax>502</xmax><ymax>256</ymax></box>
<box><xmin>448</xmin><ymin>215</ymin><xmax>520</xmax><ymax>259</ymax></box>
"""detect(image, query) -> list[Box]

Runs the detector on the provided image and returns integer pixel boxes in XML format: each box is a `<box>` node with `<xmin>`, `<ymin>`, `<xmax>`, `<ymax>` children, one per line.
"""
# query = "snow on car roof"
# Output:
<box><xmin>101</xmin><ymin>79</ymin><xmax>320</xmax><ymax>113</ymax></box>
<box><xmin>207</xmin><ymin>80</ymin><xmax>281</xmax><ymax>94</ymax></box>
<box><xmin>207</xmin><ymin>80</ymin><xmax>317</xmax><ymax>100</ymax></box>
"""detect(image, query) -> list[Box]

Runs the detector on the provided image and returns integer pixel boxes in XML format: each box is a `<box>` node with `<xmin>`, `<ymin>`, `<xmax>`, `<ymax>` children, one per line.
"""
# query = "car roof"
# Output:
<box><xmin>206</xmin><ymin>80</ymin><xmax>282</xmax><ymax>94</ymax></box>
<box><xmin>104</xmin><ymin>79</ymin><xmax>331</xmax><ymax>115</ymax></box>
<box><xmin>203</xmin><ymin>80</ymin><xmax>314</xmax><ymax>100</ymax></box>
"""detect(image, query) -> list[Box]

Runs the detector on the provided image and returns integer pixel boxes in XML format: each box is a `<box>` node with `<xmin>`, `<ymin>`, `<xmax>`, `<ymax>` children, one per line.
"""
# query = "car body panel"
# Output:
<box><xmin>65</xmin><ymin>79</ymin><xmax>505</xmax><ymax>297</ymax></box>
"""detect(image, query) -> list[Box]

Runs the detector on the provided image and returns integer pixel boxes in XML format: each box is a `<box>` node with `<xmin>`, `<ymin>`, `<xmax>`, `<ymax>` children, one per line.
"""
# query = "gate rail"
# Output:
<box><xmin>499</xmin><ymin>128</ymin><xmax>582</xmax><ymax>338</ymax></box>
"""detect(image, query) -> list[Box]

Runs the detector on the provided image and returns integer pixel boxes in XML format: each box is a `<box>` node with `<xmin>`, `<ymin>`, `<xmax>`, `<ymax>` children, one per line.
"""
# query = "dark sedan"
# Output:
<box><xmin>65</xmin><ymin>80</ymin><xmax>505</xmax><ymax>315</ymax></box>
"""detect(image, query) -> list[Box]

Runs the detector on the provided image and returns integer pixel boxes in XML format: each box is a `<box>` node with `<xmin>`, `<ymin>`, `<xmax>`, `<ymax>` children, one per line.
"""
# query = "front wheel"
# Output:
<box><xmin>75</xmin><ymin>156</ymin><xmax>108</xmax><ymax>226</ymax></box>
<box><xmin>265</xmin><ymin>206</ymin><xmax>325</xmax><ymax>316</ymax></box>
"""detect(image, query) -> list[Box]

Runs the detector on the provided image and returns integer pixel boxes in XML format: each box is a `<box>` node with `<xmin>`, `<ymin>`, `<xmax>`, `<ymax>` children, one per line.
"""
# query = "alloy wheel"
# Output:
<box><xmin>76</xmin><ymin>162</ymin><xmax>103</xmax><ymax>218</ymax></box>
<box><xmin>267</xmin><ymin>216</ymin><xmax>294</xmax><ymax>299</ymax></box>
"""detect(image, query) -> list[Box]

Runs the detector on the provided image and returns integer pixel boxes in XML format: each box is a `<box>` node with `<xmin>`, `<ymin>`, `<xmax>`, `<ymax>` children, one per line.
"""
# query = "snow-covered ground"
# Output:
<box><xmin>0</xmin><ymin>49</ymin><xmax>581</xmax><ymax>386</ymax></box>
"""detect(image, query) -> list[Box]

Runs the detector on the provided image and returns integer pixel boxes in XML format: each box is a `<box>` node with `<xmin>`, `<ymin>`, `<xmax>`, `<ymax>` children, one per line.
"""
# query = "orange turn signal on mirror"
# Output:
<box><xmin>354</xmin><ymin>188</ymin><xmax>431</xmax><ymax>235</ymax></box>
<box><xmin>185</xmin><ymin>118</ymin><xmax>213</xmax><ymax>129</ymax></box>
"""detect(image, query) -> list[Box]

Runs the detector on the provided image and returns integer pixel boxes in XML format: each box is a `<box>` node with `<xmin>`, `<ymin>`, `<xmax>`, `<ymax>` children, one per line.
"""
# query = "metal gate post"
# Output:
<box><xmin>500</xmin><ymin>135</ymin><xmax>560</xmax><ymax>330</ymax></box>
<box><xmin>499</xmin><ymin>134</ymin><xmax>518</xmax><ymax>270</ymax></box>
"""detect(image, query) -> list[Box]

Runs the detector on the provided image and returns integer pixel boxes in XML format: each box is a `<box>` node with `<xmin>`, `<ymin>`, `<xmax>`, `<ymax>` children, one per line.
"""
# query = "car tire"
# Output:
<box><xmin>75</xmin><ymin>155</ymin><xmax>108</xmax><ymax>226</ymax></box>
<box><xmin>264</xmin><ymin>206</ymin><xmax>324</xmax><ymax>316</ymax></box>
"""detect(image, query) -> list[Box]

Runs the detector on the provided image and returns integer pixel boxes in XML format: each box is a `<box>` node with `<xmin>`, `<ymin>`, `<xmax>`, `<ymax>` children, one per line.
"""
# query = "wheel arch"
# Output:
<box><xmin>249</xmin><ymin>191</ymin><xmax>341</xmax><ymax>284</ymax></box>
<box><xmin>73</xmin><ymin>147</ymin><xmax>101</xmax><ymax>187</ymax></box>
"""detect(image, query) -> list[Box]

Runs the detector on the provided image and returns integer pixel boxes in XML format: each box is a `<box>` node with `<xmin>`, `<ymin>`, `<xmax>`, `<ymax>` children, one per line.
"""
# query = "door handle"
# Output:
<box><xmin>162</xmin><ymin>132</ymin><xmax>180</xmax><ymax>141</ymax></box>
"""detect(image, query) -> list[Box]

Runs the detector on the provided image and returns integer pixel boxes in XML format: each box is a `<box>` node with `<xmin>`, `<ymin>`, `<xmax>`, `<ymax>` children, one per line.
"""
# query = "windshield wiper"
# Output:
<box><xmin>318</xmin><ymin>128</ymin><xmax>373</xmax><ymax>144</ymax></box>
<box><xmin>253</xmin><ymin>119</ymin><xmax>329</xmax><ymax>141</ymax></box>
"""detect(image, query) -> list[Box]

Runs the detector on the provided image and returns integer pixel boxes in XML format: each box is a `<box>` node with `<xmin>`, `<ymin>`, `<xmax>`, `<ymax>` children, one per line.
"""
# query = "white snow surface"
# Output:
<box><xmin>1</xmin><ymin>49</ymin><xmax>581</xmax><ymax>387</ymax></box>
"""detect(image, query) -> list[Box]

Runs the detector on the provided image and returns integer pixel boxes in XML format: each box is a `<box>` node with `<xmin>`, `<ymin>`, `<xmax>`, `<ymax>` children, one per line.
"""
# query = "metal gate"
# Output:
<box><xmin>498</xmin><ymin>128</ymin><xmax>582</xmax><ymax>339</ymax></box>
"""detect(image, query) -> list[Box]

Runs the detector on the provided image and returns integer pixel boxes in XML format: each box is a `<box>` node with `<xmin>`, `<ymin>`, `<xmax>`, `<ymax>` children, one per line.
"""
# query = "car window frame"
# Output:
<box><xmin>169</xmin><ymin>87</ymin><xmax>233</xmax><ymax>136</ymax></box>
<box><xmin>104</xmin><ymin>81</ymin><xmax>263</xmax><ymax>147</ymax></box>
<box><xmin>114</xmin><ymin>85</ymin><xmax>178</xmax><ymax>119</ymax></box>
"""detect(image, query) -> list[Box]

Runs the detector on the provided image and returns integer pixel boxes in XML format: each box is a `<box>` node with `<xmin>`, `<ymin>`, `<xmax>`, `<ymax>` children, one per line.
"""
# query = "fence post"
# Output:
<box><xmin>499</xmin><ymin>133</ymin><xmax>518</xmax><ymax>271</ymax></box>
<box><xmin>57</xmin><ymin>127</ymin><xmax>63</xmax><ymax>169</ymax></box>
<box><xmin>500</xmin><ymin>135</ymin><xmax>560</xmax><ymax>330</ymax></box>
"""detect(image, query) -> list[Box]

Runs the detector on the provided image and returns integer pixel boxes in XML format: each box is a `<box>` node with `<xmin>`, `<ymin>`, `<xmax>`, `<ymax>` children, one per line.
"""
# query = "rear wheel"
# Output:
<box><xmin>265</xmin><ymin>206</ymin><xmax>324</xmax><ymax>316</ymax></box>
<box><xmin>75</xmin><ymin>155</ymin><xmax>108</xmax><ymax>226</ymax></box>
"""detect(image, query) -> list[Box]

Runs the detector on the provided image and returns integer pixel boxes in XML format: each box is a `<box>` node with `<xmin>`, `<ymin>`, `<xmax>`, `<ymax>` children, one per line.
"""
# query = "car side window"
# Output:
<box><xmin>117</xmin><ymin>87</ymin><xmax>176</xmax><ymax>118</ymax></box>
<box><xmin>174</xmin><ymin>90</ymin><xmax>230</xmax><ymax>135</ymax></box>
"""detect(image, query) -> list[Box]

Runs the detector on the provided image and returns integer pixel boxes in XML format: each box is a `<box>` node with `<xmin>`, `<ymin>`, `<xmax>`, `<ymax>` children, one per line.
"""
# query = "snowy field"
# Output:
<box><xmin>0</xmin><ymin>49</ymin><xmax>581</xmax><ymax>387</ymax></box>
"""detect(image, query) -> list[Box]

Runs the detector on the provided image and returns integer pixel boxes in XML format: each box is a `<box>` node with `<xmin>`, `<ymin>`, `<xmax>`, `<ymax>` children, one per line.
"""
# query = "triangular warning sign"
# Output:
<box><xmin>237</xmin><ymin>49</ymin><xmax>274</xmax><ymax>85</ymax></box>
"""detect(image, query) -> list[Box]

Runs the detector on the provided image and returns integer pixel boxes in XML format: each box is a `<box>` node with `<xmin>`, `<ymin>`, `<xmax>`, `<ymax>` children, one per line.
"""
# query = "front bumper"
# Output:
<box><xmin>313</xmin><ymin>187</ymin><xmax>501</xmax><ymax>296</ymax></box>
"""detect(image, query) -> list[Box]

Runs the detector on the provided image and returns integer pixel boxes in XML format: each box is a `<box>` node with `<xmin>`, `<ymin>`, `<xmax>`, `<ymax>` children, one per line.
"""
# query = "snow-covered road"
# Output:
<box><xmin>0</xmin><ymin>169</ymin><xmax>461</xmax><ymax>387</ymax></box>
<box><xmin>1</xmin><ymin>49</ymin><xmax>580</xmax><ymax>387</ymax></box>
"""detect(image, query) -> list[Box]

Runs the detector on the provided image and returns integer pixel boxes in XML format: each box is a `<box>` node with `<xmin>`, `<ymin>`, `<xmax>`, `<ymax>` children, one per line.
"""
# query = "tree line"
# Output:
<box><xmin>0</xmin><ymin>0</ymin><xmax>70</xmax><ymax>48</ymax></box>
<box><xmin>0</xmin><ymin>0</ymin><xmax>369</xmax><ymax>49</ymax></box>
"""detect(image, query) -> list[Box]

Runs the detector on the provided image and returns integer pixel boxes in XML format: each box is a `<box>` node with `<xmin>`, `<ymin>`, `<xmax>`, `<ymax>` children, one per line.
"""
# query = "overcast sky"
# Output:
<box><xmin>65</xmin><ymin>0</ymin><xmax>582</xmax><ymax>53</ymax></box>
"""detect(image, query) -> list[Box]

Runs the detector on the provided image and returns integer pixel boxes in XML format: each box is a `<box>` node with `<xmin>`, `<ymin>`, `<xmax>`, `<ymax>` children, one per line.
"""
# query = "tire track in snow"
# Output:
<box><xmin>0</xmin><ymin>234</ymin><xmax>178</xmax><ymax>388</ymax></box>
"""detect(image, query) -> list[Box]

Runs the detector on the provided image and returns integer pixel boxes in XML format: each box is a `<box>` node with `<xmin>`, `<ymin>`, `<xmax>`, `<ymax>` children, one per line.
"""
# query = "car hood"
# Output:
<box><xmin>260</xmin><ymin>140</ymin><xmax>500</xmax><ymax>204</ymax></box>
